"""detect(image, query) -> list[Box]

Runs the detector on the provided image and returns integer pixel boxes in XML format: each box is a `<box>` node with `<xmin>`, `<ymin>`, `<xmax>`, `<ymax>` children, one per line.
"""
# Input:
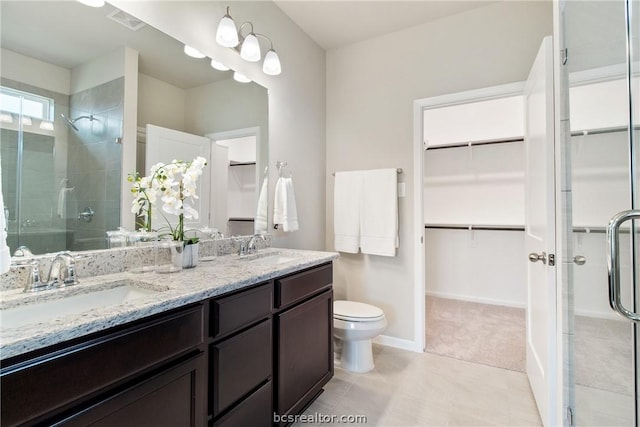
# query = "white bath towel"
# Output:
<box><xmin>360</xmin><ymin>169</ymin><xmax>398</xmax><ymax>257</ymax></box>
<box><xmin>0</xmin><ymin>165</ymin><xmax>10</xmax><ymax>274</ymax></box>
<box><xmin>254</xmin><ymin>179</ymin><xmax>268</xmax><ymax>234</ymax></box>
<box><xmin>273</xmin><ymin>176</ymin><xmax>299</xmax><ymax>232</ymax></box>
<box><xmin>57</xmin><ymin>187</ymin><xmax>73</xmax><ymax>218</ymax></box>
<box><xmin>333</xmin><ymin>171</ymin><xmax>363</xmax><ymax>253</ymax></box>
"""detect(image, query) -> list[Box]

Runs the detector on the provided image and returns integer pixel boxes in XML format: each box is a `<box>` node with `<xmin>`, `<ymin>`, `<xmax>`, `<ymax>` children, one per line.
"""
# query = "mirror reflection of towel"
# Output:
<box><xmin>255</xmin><ymin>179</ymin><xmax>268</xmax><ymax>234</ymax></box>
<box><xmin>273</xmin><ymin>177</ymin><xmax>299</xmax><ymax>232</ymax></box>
<box><xmin>0</xmin><ymin>169</ymin><xmax>10</xmax><ymax>274</ymax></box>
<box><xmin>57</xmin><ymin>187</ymin><xmax>74</xmax><ymax>218</ymax></box>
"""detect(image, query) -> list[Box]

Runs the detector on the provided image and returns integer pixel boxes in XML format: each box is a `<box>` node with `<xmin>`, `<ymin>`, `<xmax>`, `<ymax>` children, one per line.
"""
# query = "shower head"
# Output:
<box><xmin>60</xmin><ymin>113</ymin><xmax>96</xmax><ymax>131</ymax></box>
<box><xmin>60</xmin><ymin>113</ymin><xmax>79</xmax><ymax>131</ymax></box>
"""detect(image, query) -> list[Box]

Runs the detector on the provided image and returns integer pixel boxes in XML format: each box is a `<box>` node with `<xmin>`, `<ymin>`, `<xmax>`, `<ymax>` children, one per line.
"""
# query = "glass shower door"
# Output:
<box><xmin>563</xmin><ymin>0</ymin><xmax>639</xmax><ymax>425</ymax></box>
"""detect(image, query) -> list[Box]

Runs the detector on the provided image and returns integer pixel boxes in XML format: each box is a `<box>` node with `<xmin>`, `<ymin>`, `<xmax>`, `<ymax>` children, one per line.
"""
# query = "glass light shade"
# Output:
<box><xmin>184</xmin><ymin>45</ymin><xmax>206</xmax><ymax>58</ymax></box>
<box><xmin>77</xmin><ymin>0</ymin><xmax>105</xmax><ymax>7</ymax></box>
<box><xmin>262</xmin><ymin>49</ymin><xmax>282</xmax><ymax>75</ymax></box>
<box><xmin>216</xmin><ymin>15</ymin><xmax>239</xmax><ymax>48</ymax></box>
<box><xmin>210</xmin><ymin>59</ymin><xmax>230</xmax><ymax>71</ymax></box>
<box><xmin>233</xmin><ymin>71</ymin><xmax>251</xmax><ymax>83</ymax></box>
<box><xmin>240</xmin><ymin>33</ymin><xmax>261</xmax><ymax>62</ymax></box>
<box><xmin>21</xmin><ymin>117</ymin><xmax>32</xmax><ymax>126</ymax></box>
<box><xmin>0</xmin><ymin>113</ymin><xmax>13</xmax><ymax>123</ymax></box>
<box><xmin>39</xmin><ymin>120</ymin><xmax>54</xmax><ymax>130</ymax></box>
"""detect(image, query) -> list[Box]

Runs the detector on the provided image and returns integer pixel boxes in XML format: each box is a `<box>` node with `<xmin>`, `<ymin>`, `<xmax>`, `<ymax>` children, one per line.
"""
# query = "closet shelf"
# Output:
<box><xmin>425</xmin><ymin>137</ymin><xmax>524</xmax><ymax>151</ymax></box>
<box><xmin>229</xmin><ymin>161</ymin><xmax>257</xmax><ymax>166</ymax></box>
<box><xmin>424</xmin><ymin>224</ymin><xmax>524</xmax><ymax>231</ymax></box>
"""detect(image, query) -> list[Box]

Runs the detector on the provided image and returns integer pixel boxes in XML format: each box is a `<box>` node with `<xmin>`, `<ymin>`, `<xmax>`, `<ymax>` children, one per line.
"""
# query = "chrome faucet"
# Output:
<box><xmin>47</xmin><ymin>252</ymin><xmax>78</xmax><ymax>287</ymax></box>
<box><xmin>247</xmin><ymin>234</ymin><xmax>266</xmax><ymax>254</ymax></box>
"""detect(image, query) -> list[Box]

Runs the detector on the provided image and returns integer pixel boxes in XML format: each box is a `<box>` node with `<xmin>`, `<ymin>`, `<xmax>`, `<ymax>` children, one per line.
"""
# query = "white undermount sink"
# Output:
<box><xmin>0</xmin><ymin>280</ymin><xmax>164</xmax><ymax>330</ymax></box>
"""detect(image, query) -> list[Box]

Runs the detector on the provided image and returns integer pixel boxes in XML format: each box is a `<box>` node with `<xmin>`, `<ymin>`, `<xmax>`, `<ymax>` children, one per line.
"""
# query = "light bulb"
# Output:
<box><xmin>39</xmin><ymin>120</ymin><xmax>54</xmax><ymax>131</ymax></box>
<box><xmin>240</xmin><ymin>33</ymin><xmax>261</xmax><ymax>62</ymax></box>
<box><xmin>21</xmin><ymin>117</ymin><xmax>32</xmax><ymax>126</ymax></box>
<box><xmin>0</xmin><ymin>113</ymin><xmax>13</xmax><ymax>123</ymax></box>
<box><xmin>184</xmin><ymin>45</ymin><xmax>206</xmax><ymax>58</ymax></box>
<box><xmin>233</xmin><ymin>72</ymin><xmax>251</xmax><ymax>83</ymax></box>
<box><xmin>216</xmin><ymin>14</ymin><xmax>239</xmax><ymax>48</ymax></box>
<box><xmin>210</xmin><ymin>59</ymin><xmax>230</xmax><ymax>71</ymax></box>
<box><xmin>263</xmin><ymin>49</ymin><xmax>282</xmax><ymax>75</ymax></box>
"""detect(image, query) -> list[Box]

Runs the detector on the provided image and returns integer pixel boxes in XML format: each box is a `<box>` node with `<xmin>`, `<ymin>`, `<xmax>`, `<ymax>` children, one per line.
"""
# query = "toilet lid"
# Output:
<box><xmin>334</xmin><ymin>300</ymin><xmax>384</xmax><ymax>320</ymax></box>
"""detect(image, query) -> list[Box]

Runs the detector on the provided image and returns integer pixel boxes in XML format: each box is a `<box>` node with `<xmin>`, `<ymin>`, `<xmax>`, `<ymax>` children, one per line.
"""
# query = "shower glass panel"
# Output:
<box><xmin>563</xmin><ymin>0</ymin><xmax>639</xmax><ymax>425</ymax></box>
<box><xmin>0</xmin><ymin>86</ymin><xmax>71</xmax><ymax>254</ymax></box>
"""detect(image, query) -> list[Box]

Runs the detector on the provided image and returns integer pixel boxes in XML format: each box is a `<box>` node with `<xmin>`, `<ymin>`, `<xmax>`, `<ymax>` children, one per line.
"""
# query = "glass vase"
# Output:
<box><xmin>155</xmin><ymin>239</ymin><xmax>183</xmax><ymax>273</ymax></box>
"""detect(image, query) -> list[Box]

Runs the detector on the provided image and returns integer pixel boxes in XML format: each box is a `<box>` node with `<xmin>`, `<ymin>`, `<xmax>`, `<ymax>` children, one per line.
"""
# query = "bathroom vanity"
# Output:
<box><xmin>0</xmin><ymin>249</ymin><xmax>337</xmax><ymax>426</ymax></box>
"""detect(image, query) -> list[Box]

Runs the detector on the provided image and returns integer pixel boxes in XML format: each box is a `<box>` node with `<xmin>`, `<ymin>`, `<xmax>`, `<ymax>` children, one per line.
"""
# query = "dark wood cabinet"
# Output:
<box><xmin>274</xmin><ymin>263</ymin><xmax>334</xmax><ymax>423</ymax></box>
<box><xmin>1</xmin><ymin>304</ymin><xmax>206</xmax><ymax>427</ymax></box>
<box><xmin>56</xmin><ymin>352</ymin><xmax>206</xmax><ymax>427</ymax></box>
<box><xmin>1</xmin><ymin>262</ymin><xmax>333</xmax><ymax>427</ymax></box>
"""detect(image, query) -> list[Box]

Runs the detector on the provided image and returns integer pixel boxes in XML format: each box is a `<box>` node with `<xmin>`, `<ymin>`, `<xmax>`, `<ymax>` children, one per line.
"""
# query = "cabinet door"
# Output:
<box><xmin>211</xmin><ymin>319</ymin><xmax>272</xmax><ymax>416</ymax></box>
<box><xmin>276</xmin><ymin>290</ymin><xmax>333</xmax><ymax>418</ymax></box>
<box><xmin>58</xmin><ymin>352</ymin><xmax>206</xmax><ymax>427</ymax></box>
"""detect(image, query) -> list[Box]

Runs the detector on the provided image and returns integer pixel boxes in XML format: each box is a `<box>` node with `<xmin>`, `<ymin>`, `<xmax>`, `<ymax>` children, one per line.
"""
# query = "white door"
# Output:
<box><xmin>524</xmin><ymin>36</ymin><xmax>557</xmax><ymax>427</ymax></box>
<box><xmin>145</xmin><ymin>124</ymin><xmax>211</xmax><ymax>232</ymax></box>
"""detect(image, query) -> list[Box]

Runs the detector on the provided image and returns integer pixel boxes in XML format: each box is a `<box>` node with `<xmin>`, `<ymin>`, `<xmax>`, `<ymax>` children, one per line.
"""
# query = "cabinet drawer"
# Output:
<box><xmin>275</xmin><ymin>263</ymin><xmax>332</xmax><ymax>309</ymax></box>
<box><xmin>211</xmin><ymin>319</ymin><xmax>272</xmax><ymax>416</ymax></box>
<box><xmin>211</xmin><ymin>283</ymin><xmax>272</xmax><ymax>339</ymax></box>
<box><xmin>1</xmin><ymin>305</ymin><xmax>204</xmax><ymax>426</ymax></box>
<box><xmin>212</xmin><ymin>381</ymin><xmax>272</xmax><ymax>427</ymax></box>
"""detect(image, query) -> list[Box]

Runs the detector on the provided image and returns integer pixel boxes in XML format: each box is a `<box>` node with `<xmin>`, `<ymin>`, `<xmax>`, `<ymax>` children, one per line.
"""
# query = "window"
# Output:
<box><xmin>0</xmin><ymin>86</ymin><xmax>54</xmax><ymax>121</ymax></box>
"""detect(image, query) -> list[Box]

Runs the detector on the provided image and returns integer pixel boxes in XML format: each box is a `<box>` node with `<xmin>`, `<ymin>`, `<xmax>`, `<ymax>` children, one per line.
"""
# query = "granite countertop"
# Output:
<box><xmin>0</xmin><ymin>248</ymin><xmax>338</xmax><ymax>360</ymax></box>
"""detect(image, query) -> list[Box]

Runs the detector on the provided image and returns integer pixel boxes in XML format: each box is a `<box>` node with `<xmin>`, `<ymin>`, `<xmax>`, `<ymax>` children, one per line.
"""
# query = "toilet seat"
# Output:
<box><xmin>334</xmin><ymin>300</ymin><xmax>385</xmax><ymax>322</ymax></box>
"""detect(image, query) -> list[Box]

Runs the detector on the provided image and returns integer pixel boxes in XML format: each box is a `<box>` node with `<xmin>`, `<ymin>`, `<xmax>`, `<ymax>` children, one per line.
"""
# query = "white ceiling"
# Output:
<box><xmin>273</xmin><ymin>0</ymin><xmax>496</xmax><ymax>50</ymax></box>
<box><xmin>0</xmin><ymin>1</ymin><xmax>230</xmax><ymax>89</ymax></box>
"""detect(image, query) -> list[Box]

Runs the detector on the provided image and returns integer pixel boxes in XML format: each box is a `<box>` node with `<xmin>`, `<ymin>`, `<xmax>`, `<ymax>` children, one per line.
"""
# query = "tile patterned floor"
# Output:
<box><xmin>296</xmin><ymin>345</ymin><xmax>542</xmax><ymax>427</ymax></box>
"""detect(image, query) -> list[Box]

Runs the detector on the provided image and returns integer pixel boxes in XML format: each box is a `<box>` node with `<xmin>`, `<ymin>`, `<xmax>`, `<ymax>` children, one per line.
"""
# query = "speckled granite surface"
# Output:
<box><xmin>0</xmin><ymin>248</ymin><xmax>337</xmax><ymax>360</ymax></box>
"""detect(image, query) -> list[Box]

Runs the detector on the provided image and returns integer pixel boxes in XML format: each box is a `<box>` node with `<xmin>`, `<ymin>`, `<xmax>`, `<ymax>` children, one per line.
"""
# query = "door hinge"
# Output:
<box><xmin>566</xmin><ymin>406</ymin><xmax>574</xmax><ymax>426</ymax></box>
<box><xmin>549</xmin><ymin>253</ymin><xmax>555</xmax><ymax>266</ymax></box>
<box><xmin>562</xmin><ymin>48</ymin><xmax>568</xmax><ymax>65</ymax></box>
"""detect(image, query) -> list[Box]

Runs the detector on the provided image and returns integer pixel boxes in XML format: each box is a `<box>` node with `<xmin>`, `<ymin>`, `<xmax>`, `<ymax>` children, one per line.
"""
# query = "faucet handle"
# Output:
<box><xmin>23</xmin><ymin>260</ymin><xmax>48</xmax><ymax>292</ymax></box>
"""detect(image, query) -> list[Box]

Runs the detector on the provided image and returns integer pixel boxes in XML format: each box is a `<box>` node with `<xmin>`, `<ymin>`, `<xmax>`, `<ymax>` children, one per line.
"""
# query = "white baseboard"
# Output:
<box><xmin>574</xmin><ymin>308</ymin><xmax>624</xmax><ymax>321</ymax></box>
<box><xmin>425</xmin><ymin>290</ymin><xmax>526</xmax><ymax>309</ymax></box>
<box><xmin>373</xmin><ymin>335</ymin><xmax>423</xmax><ymax>353</ymax></box>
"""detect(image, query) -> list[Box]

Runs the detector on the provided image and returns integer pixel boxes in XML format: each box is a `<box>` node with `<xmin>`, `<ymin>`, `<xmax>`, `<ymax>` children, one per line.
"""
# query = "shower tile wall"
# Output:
<box><xmin>67</xmin><ymin>78</ymin><xmax>123</xmax><ymax>251</ymax></box>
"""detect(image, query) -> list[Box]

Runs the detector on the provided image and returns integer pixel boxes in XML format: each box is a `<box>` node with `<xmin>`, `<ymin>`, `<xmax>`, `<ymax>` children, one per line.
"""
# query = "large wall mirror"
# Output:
<box><xmin>0</xmin><ymin>1</ymin><xmax>269</xmax><ymax>255</ymax></box>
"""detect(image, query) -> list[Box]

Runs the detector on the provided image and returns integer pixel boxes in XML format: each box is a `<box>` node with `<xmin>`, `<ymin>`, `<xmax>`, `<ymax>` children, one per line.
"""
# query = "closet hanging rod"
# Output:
<box><xmin>570</xmin><ymin>124</ymin><xmax>640</xmax><ymax>137</ymax></box>
<box><xmin>424</xmin><ymin>224</ymin><xmax>524</xmax><ymax>231</ymax></box>
<box><xmin>425</xmin><ymin>137</ymin><xmax>524</xmax><ymax>151</ymax></box>
<box><xmin>332</xmin><ymin>168</ymin><xmax>403</xmax><ymax>176</ymax></box>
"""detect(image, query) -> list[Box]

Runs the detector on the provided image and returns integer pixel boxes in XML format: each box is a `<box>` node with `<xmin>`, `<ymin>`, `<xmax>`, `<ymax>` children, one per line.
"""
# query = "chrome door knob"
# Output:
<box><xmin>529</xmin><ymin>252</ymin><xmax>547</xmax><ymax>264</ymax></box>
<box><xmin>573</xmin><ymin>255</ymin><xmax>586</xmax><ymax>266</ymax></box>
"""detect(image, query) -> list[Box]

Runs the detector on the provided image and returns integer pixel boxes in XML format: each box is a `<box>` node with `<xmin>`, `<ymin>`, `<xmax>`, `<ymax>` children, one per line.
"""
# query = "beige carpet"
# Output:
<box><xmin>425</xmin><ymin>296</ymin><xmax>526</xmax><ymax>372</ymax></box>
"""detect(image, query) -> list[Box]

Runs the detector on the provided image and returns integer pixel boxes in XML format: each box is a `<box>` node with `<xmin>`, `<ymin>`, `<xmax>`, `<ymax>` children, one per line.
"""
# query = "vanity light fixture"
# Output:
<box><xmin>210</xmin><ymin>59</ymin><xmax>230</xmax><ymax>71</ymax></box>
<box><xmin>39</xmin><ymin>120</ymin><xmax>54</xmax><ymax>131</ymax></box>
<box><xmin>77</xmin><ymin>0</ymin><xmax>105</xmax><ymax>7</ymax></box>
<box><xmin>233</xmin><ymin>71</ymin><xmax>252</xmax><ymax>83</ymax></box>
<box><xmin>0</xmin><ymin>113</ymin><xmax>13</xmax><ymax>123</ymax></box>
<box><xmin>215</xmin><ymin>6</ymin><xmax>282</xmax><ymax>75</ymax></box>
<box><xmin>184</xmin><ymin>45</ymin><xmax>206</xmax><ymax>59</ymax></box>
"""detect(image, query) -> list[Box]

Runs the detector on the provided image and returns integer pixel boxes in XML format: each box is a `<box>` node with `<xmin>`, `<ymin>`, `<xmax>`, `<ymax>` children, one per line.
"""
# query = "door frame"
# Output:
<box><xmin>413</xmin><ymin>81</ymin><xmax>526</xmax><ymax>353</ymax></box>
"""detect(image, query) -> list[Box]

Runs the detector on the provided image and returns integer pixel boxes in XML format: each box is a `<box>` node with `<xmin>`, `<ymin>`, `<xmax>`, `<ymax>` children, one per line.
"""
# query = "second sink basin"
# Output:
<box><xmin>250</xmin><ymin>254</ymin><xmax>299</xmax><ymax>265</ymax></box>
<box><xmin>0</xmin><ymin>280</ymin><xmax>165</xmax><ymax>330</ymax></box>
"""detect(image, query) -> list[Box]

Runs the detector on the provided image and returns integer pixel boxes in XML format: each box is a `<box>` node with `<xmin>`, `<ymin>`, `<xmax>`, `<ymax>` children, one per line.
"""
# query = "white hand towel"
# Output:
<box><xmin>273</xmin><ymin>176</ymin><xmax>299</xmax><ymax>232</ymax></box>
<box><xmin>57</xmin><ymin>187</ymin><xmax>74</xmax><ymax>218</ymax></box>
<box><xmin>360</xmin><ymin>169</ymin><xmax>398</xmax><ymax>257</ymax></box>
<box><xmin>0</xmin><ymin>166</ymin><xmax>10</xmax><ymax>274</ymax></box>
<box><xmin>333</xmin><ymin>171</ymin><xmax>363</xmax><ymax>253</ymax></box>
<box><xmin>254</xmin><ymin>179</ymin><xmax>268</xmax><ymax>234</ymax></box>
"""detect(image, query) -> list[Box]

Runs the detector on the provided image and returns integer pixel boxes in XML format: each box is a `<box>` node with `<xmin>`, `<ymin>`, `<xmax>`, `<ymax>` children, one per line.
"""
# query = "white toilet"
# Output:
<box><xmin>333</xmin><ymin>300</ymin><xmax>387</xmax><ymax>373</ymax></box>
